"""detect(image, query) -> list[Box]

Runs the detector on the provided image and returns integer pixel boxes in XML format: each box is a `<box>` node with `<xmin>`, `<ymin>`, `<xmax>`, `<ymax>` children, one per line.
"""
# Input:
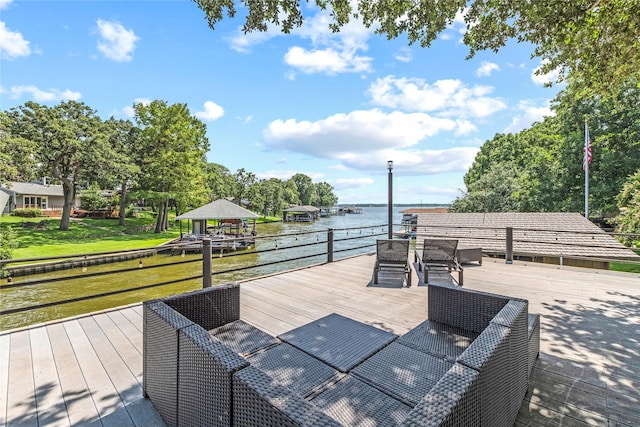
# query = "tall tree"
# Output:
<box><xmin>232</xmin><ymin>168</ymin><xmax>257</xmax><ymax>204</ymax></box>
<box><xmin>283</xmin><ymin>178</ymin><xmax>300</xmax><ymax>206</ymax></box>
<box><xmin>314</xmin><ymin>181</ymin><xmax>338</xmax><ymax>207</ymax></box>
<box><xmin>134</xmin><ymin>100</ymin><xmax>209</xmax><ymax>233</ymax></box>
<box><xmin>204</xmin><ymin>162</ymin><xmax>234</xmax><ymax>200</ymax></box>
<box><xmin>103</xmin><ymin>118</ymin><xmax>141</xmax><ymax>225</ymax></box>
<box><xmin>6</xmin><ymin>101</ymin><xmax>105</xmax><ymax>230</ymax></box>
<box><xmin>193</xmin><ymin>0</ymin><xmax>640</xmax><ymax>97</ymax></box>
<box><xmin>291</xmin><ymin>173</ymin><xmax>317</xmax><ymax>206</ymax></box>
<box><xmin>248</xmin><ymin>178</ymin><xmax>287</xmax><ymax>217</ymax></box>
<box><xmin>450</xmin><ymin>162</ymin><xmax>524</xmax><ymax>213</ymax></box>
<box><xmin>0</xmin><ymin>111</ymin><xmax>39</xmax><ymax>184</ymax></box>
<box><xmin>615</xmin><ymin>170</ymin><xmax>640</xmax><ymax>246</ymax></box>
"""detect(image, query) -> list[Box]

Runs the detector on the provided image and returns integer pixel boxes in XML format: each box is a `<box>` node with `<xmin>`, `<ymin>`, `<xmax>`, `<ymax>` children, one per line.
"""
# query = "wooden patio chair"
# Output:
<box><xmin>374</xmin><ymin>239</ymin><xmax>411</xmax><ymax>287</ymax></box>
<box><xmin>414</xmin><ymin>238</ymin><xmax>463</xmax><ymax>285</ymax></box>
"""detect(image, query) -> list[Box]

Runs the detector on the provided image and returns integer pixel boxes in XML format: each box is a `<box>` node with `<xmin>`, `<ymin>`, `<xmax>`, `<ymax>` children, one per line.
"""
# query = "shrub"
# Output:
<box><xmin>12</xmin><ymin>208</ymin><xmax>42</xmax><ymax>217</ymax></box>
<box><xmin>125</xmin><ymin>206</ymin><xmax>139</xmax><ymax>218</ymax></box>
<box><xmin>80</xmin><ymin>183</ymin><xmax>109</xmax><ymax>211</ymax></box>
<box><xmin>0</xmin><ymin>226</ymin><xmax>17</xmax><ymax>260</ymax></box>
<box><xmin>615</xmin><ymin>170</ymin><xmax>640</xmax><ymax>247</ymax></box>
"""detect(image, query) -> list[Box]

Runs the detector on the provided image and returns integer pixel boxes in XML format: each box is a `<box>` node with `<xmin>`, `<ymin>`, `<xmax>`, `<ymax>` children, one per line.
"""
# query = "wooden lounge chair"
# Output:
<box><xmin>373</xmin><ymin>239</ymin><xmax>411</xmax><ymax>287</ymax></box>
<box><xmin>414</xmin><ymin>238</ymin><xmax>463</xmax><ymax>285</ymax></box>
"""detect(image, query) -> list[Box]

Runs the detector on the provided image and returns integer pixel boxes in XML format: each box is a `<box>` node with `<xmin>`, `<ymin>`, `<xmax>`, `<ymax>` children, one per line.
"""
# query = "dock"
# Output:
<box><xmin>1</xmin><ymin>255</ymin><xmax>638</xmax><ymax>426</ymax></box>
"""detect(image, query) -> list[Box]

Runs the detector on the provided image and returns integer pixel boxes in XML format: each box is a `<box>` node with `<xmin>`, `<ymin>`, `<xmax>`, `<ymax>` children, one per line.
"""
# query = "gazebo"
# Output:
<box><xmin>176</xmin><ymin>199</ymin><xmax>260</xmax><ymax>237</ymax></box>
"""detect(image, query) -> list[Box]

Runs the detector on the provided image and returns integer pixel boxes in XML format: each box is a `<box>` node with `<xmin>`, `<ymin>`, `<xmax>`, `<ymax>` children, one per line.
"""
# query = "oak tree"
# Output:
<box><xmin>193</xmin><ymin>0</ymin><xmax>640</xmax><ymax>96</ymax></box>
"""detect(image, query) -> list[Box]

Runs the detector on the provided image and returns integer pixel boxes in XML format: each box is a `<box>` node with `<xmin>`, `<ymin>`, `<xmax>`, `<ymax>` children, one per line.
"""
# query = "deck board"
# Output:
<box><xmin>1</xmin><ymin>254</ymin><xmax>638</xmax><ymax>426</ymax></box>
<box><xmin>0</xmin><ymin>333</ymin><xmax>10</xmax><ymax>427</ymax></box>
<box><xmin>6</xmin><ymin>330</ymin><xmax>36</xmax><ymax>427</ymax></box>
<box><xmin>30</xmin><ymin>326</ymin><xmax>69</xmax><ymax>427</ymax></box>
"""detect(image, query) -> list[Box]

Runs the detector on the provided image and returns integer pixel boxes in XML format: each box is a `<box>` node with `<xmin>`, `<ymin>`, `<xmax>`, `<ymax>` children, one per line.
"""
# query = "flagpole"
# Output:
<box><xmin>584</xmin><ymin>120</ymin><xmax>589</xmax><ymax>219</ymax></box>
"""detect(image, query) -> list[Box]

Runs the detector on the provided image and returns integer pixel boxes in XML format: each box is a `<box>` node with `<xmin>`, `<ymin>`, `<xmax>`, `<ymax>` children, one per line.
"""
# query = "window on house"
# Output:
<box><xmin>24</xmin><ymin>196</ymin><xmax>47</xmax><ymax>209</ymax></box>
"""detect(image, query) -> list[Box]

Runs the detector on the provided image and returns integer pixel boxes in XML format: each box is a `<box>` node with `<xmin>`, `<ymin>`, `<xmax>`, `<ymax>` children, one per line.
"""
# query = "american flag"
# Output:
<box><xmin>583</xmin><ymin>122</ymin><xmax>592</xmax><ymax>171</ymax></box>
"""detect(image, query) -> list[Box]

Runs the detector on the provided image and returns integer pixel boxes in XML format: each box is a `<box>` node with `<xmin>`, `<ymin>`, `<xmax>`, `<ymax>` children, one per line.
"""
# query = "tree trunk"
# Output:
<box><xmin>59</xmin><ymin>179</ymin><xmax>75</xmax><ymax>231</ymax></box>
<box><xmin>165</xmin><ymin>202</ymin><xmax>170</xmax><ymax>231</ymax></box>
<box><xmin>154</xmin><ymin>201</ymin><xmax>163</xmax><ymax>233</ymax></box>
<box><xmin>154</xmin><ymin>200</ymin><xmax>169</xmax><ymax>233</ymax></box>
<box><xmin>119</xmin><ymin>181</ymin><xmax>127</xmax><ymax>226</ymax></box>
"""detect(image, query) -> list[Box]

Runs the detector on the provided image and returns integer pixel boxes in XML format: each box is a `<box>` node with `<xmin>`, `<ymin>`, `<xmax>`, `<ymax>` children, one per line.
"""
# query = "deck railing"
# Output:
<box><xmin>0</xmin><ymin>225</ymin><xmax>388</xmax><ymax>325</ymax></box>
<box><xmin>1</xmin><ymin>223</ymin><xmax>638</xmax><ymax>330</ymax></box>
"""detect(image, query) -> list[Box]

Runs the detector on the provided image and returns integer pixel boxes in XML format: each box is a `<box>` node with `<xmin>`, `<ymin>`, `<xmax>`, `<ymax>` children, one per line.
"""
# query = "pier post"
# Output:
<box><xmin>387</xmin><ymin>160</ymin><xmax>393</xmax><ymax>239</ymax></box>
<box><xmin>203</xmin><ymin>238</ymin><xmax>212</xmax><ymax>288</ymax></box>
<box><xmin>505</xmin><ymin>227</ymin><xmax>513</xmax><ymax>264</ymax></box>
<box><xmin>327</xmin><ymin>228</ymin><xmax>334</xmax><ymax>263</ymax></box>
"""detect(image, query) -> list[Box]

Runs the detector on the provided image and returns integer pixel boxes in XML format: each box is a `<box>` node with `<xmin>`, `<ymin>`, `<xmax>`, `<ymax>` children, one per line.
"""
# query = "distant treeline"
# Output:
<box><xmin>338</xmin><ymin>204</ymin><xmax>449</xmax><ymax>208</ymax></box>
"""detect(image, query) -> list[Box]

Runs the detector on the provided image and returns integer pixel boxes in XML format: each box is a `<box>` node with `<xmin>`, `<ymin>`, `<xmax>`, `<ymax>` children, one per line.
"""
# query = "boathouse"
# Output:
<box><xmin>416</xmin><ymin>212</ymin><xmax>639</xmax><ymax>269</ymax></box>
<box><xmin>283</xmin><ymin>205</ymin><xmax>320</xmax><ymax>222</ymax></box>
<box><xmin>176</xmin><ymin>198</ymin><xmax>260</xmax><ymax>236</ymax></box>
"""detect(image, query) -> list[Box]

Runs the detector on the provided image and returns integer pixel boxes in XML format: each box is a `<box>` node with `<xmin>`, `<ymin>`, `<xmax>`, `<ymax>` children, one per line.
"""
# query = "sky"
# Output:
<box><xmin>0</xmin><ymin>0</ymin><xmax>561</xmax><ymax>205</ymax></box>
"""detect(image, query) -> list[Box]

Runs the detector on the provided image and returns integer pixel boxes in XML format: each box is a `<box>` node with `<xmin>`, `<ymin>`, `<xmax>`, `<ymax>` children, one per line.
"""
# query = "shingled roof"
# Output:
<box><xmin>416</xmin><ymin>212</ymin><xmax>638</xmax><ymax>260</ymax></box>
<box><xmin>283</xmin><ymin>205</ymin><xmax>319</xmax><ymax>213</ymax></box>
<box><xmin>175</xmin><ymin>199</ymin><xmax>259</xmax><ymax>220</ymax></box>
<box><xmin>1</xmin><ymin>182</ymin><xmax>64</xmax><ymax>197</ymax></box>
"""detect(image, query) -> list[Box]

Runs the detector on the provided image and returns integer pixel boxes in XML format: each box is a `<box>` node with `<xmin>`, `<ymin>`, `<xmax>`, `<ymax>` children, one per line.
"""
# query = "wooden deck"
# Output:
<box><xmin>1</xmin><ymin>254</ymin><xmax>638</xmax><ymax>426</ymax></box>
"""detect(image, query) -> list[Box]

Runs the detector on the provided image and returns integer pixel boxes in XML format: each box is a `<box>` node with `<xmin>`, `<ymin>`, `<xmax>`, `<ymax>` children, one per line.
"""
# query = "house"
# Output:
<box><xmin>416</xmin><ymin>212</ymin><xmax>639</xmax><ymax>269</ymax></box>
<box><xmin>0</xmin><ymin>181</ymin><xmax>80</xmax><ymax>216</ymax></box>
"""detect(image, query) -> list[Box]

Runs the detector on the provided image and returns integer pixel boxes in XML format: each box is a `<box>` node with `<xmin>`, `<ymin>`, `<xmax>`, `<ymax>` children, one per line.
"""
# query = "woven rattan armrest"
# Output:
<box><xmin>162</xmin><ymin>282</ymin><xmax>240</xmax><ymax>330</ymax></box>
<box><xmin>232</xmin><ymin>365</ymin><xmax>343</xmax><ymax>427</ymax></box>
<box><xmin>400</xmin><ymin>363</ymin><xmax>481</xmax><ymax>426</ymax></box>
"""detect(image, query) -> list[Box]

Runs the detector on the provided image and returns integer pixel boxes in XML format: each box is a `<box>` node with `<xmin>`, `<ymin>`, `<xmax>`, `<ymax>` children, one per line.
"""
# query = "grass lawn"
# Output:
<box><xmin>1</xmin><ymin>210</ymin><xmax>281</xmax><ymax>260</ymax></box>
<box><xmin>610</xmin><ymin>248</ymin><xmax>640</xmax><ymax>273</ymax></box>
<box><xmin>610</xmin><ymin>262</ymin><xmax>640</xmax><ymax>273</ymax></box>
<box><xmin>1</xmin><ymin>212</ymin><xmax>181</xmax><ymax>259</ymax></box>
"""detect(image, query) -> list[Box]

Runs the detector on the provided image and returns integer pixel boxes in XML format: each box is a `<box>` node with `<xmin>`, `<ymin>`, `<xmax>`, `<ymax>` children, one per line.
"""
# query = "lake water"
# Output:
<box><xmin>1</xmin><ymin>206</ymin><xmax>411</xmax><ymax>330</ymax></box>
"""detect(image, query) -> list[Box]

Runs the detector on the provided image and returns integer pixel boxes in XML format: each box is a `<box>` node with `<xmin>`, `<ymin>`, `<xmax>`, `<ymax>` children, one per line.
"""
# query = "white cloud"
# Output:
<box><xmin>96</xmin><ymin>19</ymin><xmax>138</xmax><ymax>62</ymax></box>
<box><xmin>339</xmin><ymin>147</ymin><xmax>479</xmax><ymax>175</ymax></box>
<box><xmin>531</xmin><ymin>61</ymin><xmax>560</xmax><ymax>86</ymax></box>
<box><xmin>0</xmin><ymin>0</ymin><xmax>13</xmax><ymax>10</ymax></box>
<box><xmin>228</xmin><ymin>7</ymin><xmax>374</xmax><ymax>75</ymax></box>
<box><xmin>0</xmin><ymin>21</ymin><xmax>31</xmax><ymax>60</ymax></box>
<box><xmin>476</xmin><ymin>61</ymin><xmax>499</xmax><ymax>77</ymax></box>
<box><xmin>236</xmin><ymin>115</ymin><xmax>253</xmax><ymax>124</ymax></box>
<box><xmin>263</xmin><ymin>109</ymin><xmax>460</xmax><ymax>158</ymax></box>
<box><xmin>5</xmin><ymin>85</ymin><xmax>81</xmax><ymax>102</ymax></box>
<box><xmin>284</xmin><ymin>46</ymin><xmax>372</xmax><ymax>75</ymax></box>
<box><xmin>504</xmin><ymin>99</ymin><xmax>554</xmax><ymax>133</ymax></box>
<box><xmin>284</xmin><ymin>11</ymin><xmax>374</xmax><ymax>75</ymax></box>
<box><xmin>368</xmin><ymin>75</ymin><xmax>506</xmax><ymax>118</ymax></box>
<box><xmin>332</xmin><ymin>178</ymin><xmax>373</xmax><ymax>190</ymax></box>
<box><xmin>229</xmin><ymin>29</ymin><xmax>278</xmax><ymax>53</ymax></box>
<box><xmin>394</xmin><ymin>47</ymin><xmax>412</xmax><ymax>63</ymax></box>
<box><xmin>122</xmin><ymin>97</ymin><xmax>151</xmax><ymax>117</ymax></box>
<box><xmin>195</xmin><ymin>101</ymin><xmax>224</xmax><ymax>121</ymax></box>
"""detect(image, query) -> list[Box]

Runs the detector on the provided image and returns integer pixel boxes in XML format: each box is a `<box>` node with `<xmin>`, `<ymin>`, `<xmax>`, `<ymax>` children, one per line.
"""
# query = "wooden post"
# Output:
<box><xmin>505</xmin><ymin>227</ymin><xmax>513</xmax><ymax>264</ymax></box>
<box><xmin>203</xmin><ymin>238</ymin><xmax>212</xmax><ymax>288</ymax></box>
<box><xmin>327</xmin><ymin>228</ymin><xmax>334</xmax><ymax>263</ymax></box>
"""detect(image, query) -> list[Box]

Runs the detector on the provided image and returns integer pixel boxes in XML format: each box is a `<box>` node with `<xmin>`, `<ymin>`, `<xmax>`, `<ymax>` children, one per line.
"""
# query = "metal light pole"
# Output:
<box><xmin>387</xmin><ymin>160</ymin><xmax>393</xmax><ymax>239</ymax></box>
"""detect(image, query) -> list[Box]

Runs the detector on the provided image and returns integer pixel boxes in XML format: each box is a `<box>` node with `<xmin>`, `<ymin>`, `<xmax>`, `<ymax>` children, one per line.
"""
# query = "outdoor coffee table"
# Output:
<box><xmin>278</xmin><ymin>313</ymin><xmax>397</xmax><ymax>372</ymax></box>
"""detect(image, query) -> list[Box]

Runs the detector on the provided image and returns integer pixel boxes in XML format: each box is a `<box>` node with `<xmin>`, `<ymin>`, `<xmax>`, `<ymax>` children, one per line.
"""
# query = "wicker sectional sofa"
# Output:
<box><xmin>143</xmin><ymin>282</ymin><xmax>540</xmax><ymax>427</ymax></box>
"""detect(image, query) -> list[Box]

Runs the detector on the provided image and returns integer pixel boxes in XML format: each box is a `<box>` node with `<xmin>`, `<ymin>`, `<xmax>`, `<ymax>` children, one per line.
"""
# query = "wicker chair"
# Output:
<box><xmin>143</xmin><ymin>283</ymin><xmax>273</xmax><ymax>427</ymax></box>
<box><xmin>373</xmin><ymin>239</ymin><xmax>411</xmax><ymax>287</ymax></box>
<box><xmin>414</xmin><ymin>239</ymin><xmax>463</xmax><ymax>285</ymax></box>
